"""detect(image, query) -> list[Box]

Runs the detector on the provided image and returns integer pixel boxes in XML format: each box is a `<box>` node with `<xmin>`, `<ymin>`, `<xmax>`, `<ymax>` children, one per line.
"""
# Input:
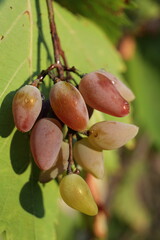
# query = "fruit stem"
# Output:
<box><xmin>67</xmin><ymin>132</ymin><xmax>74</xmax><ymax>174</ymax></box>
<box><xmin>63</xmin><ymin>66</ymin><xmax>85</xmax><ymax>78</ymax></box>
<box><xmin>79</xmin><ymin>130</ymin><xmax>90</xmax><ymax>136</ymax></box>
<box><xmin>31</xmin><ymin>63</ymin><xmax>61</xmax><ymax>86</ymax></box>
<box><xmin>46</xmin><ymin>0</ymin><xmax>63</xmax><ymax>76</ymax></box>
<box><xmin>46</xmin><ymin>0</ymin><xmax>71</xmax><ymax>80</ymax></box>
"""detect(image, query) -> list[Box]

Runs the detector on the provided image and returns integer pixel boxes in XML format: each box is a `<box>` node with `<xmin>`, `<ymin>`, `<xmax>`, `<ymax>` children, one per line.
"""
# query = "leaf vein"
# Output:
<box><xmin>27</xmin><ymin>0</ymin><xmax>33</xmax><ymax>79</ymax></box>
<box><xmin>0</xmin><ymin>11</ymin><xmax>24</xmax><ymax>42</ymax></box>
<box><xmin>0</xmin><ymin>59</ymin><xmax>27</xmax><ymax>100</ymax></box>
<box><xmin>55</xmin><ymin>8</ymin><xmax>97</xmax><ymax>68</ymax></box>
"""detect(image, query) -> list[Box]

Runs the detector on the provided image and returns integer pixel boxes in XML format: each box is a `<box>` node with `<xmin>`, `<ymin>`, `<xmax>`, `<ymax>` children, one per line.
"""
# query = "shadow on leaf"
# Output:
<box><xmin>10</xmin><ymin>130</ymin><xmax>30</xmax><ymax>174</ymax></box>
<box><xmin>35</xmin><ymin>0</ymin><xmax>53</xmax><ymax>73</ymax></box>
<box><xmin>0</xmin><ymin>91</ymin><xmax>15</xmax><ymax>138</ymax></box>
<box><xmin>19</xmin><ymin>181</ymin><xmax>45</xmax><ymax>218</ymax></box>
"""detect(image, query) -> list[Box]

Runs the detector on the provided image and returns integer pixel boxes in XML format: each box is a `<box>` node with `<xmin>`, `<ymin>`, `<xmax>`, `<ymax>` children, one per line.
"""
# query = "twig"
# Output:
<box><xmin>59</xmin><ymin>48</ymin><xmax>72</xmax><ymax>79</ymax></box>
<box><xmin>31</xmin><ymin>63</ymin><xmax>61</xmax><ymax>87</ymax></box>
<box><xmin>46</xmin><ymin>0</ymin><xmax>74</xmax><ymax>81</ymax></box>
<box><xmin>46</xmin><ymin>0</ymin><xmax>64</xmax><ymax>79</ymax></box>
<box><xmin>79</xmin><ymin>130</ymin><xmax>90</xmax><ymax>136</ymax></box>
<box><xmin>63</xmin><ymin>66</ymin><xmax>85</xmax><ymax>78</ymax></box>
<box><xmin>45</xmin><ymin>0</ymin><xmax>77</xmax><ymax>177</ymax></box>
<box><xmin>67</xmin><ymin>133</ymin><xmax>73</xmax><ymax>174</ymax></box>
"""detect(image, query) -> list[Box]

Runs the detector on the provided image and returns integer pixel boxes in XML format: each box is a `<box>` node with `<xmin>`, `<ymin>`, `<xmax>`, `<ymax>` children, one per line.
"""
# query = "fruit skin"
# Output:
<box><xmin>96</xmin><ymin>70</ymin><xmax>135</xmax><ymax>102</ymax></box>
<box><xmin>49</xmin><ymin>81</ymin><xmax>89</xmax><ymax>131</ymax></box>
<box><xmin>73</xmin><ymin>138</ymin><xmax>104</xmax><ymax>179</ymax></box>
<box><xmin>39</xmin><ymin>141</ymin><xmax>69</xmax><ymax>183</ymax></box>
<box><xmin>12</xmin><ymin>85</ymin><xmax>42</xmax><ymax>132</ymax></box>
<box><xmin>30</xmin><ymin>118</ymin><xmax>63</xmax><ymax>170</ymax></box>
<box><xmin>79</xmin><ymin>72</ymin><xmax>130</xmax><ymax>117</ymax></box>
<box><xmin>88</xmin><ymin>121</ymin><xmax>139</xmax><ymax>150</ymax></box>
<box><xmin>59</xmin><ymin>174</ymin><xmax>98</xmax><ymax>216</ymax></box>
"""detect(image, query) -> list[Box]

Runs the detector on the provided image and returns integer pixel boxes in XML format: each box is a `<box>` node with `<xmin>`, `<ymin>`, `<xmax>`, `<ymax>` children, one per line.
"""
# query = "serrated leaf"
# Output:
<box><xmin>0</xmin><ymin>0</ymin><xmax>125</xmax><ymax>239</ymax></box>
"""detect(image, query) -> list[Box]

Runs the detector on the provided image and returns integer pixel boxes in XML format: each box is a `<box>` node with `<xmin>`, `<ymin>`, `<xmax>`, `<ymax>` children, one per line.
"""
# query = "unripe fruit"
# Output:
<box><xmin>96</xmin><ymin>70</ymin><xmax>135</xmax><ymax>102</ymax></box>
<box><xmin>49</xmin><ymin>81</ymin><xmax>89</xmax><ymax>131</ymax></box>
<box><xmin>86</xmin><ymin>173</ymin><xmax>107</xmax><ymax>206</ymax></box>
<box><xmin>39</xmin><ymin>142</ymin><xmax>69</xmax><ymax>183</ymax></box>
<box><xmin>88</xmin><ymin>121</ymin><xmax>139</xmax><ymax>150</ymax></box>
<box><xmin>30</xmin><ymin>118</ymin><xmax>63</xmax><ymax>170</ymax></box>
<box><xmin>79</xmin><ymin>71</ymin><xmax>130</xmax><ymax>117</ymax></box>
<box><xmin>73</xmin><ymin>138</ymin><xmax>104</xmax><ymax>179</ymax></box>
<box><xmin>12</xmin><ymin>85</ymin><xmax>42</xmax><ymax>132</ymax></box>
<box><xmin>59</xmin><ymin>174</ymin><xmax>98</xmax><ymax>216</ymax></box>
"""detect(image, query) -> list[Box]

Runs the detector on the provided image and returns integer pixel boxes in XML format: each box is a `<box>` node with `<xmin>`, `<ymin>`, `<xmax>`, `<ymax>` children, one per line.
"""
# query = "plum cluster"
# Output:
<box><xmin>12</xmin><ymin>70</ymin><xmax>138</xmax><ymax>216</ymax></box>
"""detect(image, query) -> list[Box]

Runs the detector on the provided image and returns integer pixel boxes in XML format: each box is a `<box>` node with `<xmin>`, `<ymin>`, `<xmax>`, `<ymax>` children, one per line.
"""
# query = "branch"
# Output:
<box><xmin>46</xmin><ymin>0</ymin><xmax>73</xmax><ymax>81</ymax></box>
<box><xmin>31</xmin><ymin>63</ymin><xmax>60</xmax><ymax>87</ymax></box>
<box><xmin>46</xmin><ymin>0</ymin><xmax>64</xmax><ymax>79</ymax></box>
<box><xmin>67</xmin><ymin>133</ymin><xmax>73</xmax><ymax>174</ymax></box>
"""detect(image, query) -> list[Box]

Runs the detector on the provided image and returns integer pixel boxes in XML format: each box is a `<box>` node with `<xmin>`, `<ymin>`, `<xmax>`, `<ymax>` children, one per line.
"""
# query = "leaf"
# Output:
<box><xmin>54</xmin><ymin>3</ymin><xmax>125</xmax><ymax>75</ymax></box>
<box><xmin>55</xmin><ymin>0</ymin><xmax>132</xmax><ymax>42</ymax></box>
<box><xmin>57</xmin><ymin>208</ymin><xmax>84</xmax><ymax>240</ymax></box>
<box><xmin>0</xmin><ymin>0</ymin><xmax>125</xmax><ymax>239</ymax></box>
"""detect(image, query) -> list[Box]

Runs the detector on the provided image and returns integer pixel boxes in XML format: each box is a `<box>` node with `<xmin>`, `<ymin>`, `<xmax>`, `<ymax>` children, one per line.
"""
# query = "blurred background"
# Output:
<box><xmin>54</xmin><ymin>0</ymin><xmax>160</xmax><ymax>239</ymax></box>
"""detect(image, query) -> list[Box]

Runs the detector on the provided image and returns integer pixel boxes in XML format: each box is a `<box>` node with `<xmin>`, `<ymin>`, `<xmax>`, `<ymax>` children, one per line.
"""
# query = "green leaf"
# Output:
<box><xmin>0</xmin><ymin>0</ymin><xmax>125</xmax><ymax>239</ymax></box>
<box><xmin>55</xmin><ymin>0</ymin><xmax>132</xmax><ymax>42</ymax></box>
<box><xmin>57</xmin><ymin>209</ymin><xmax>84</xmax><ymax>240</ymax></box>
<box><xmin>54</xmin><ymin>3</ymin><xmax>125</xmax><ymax>75</ymax></box>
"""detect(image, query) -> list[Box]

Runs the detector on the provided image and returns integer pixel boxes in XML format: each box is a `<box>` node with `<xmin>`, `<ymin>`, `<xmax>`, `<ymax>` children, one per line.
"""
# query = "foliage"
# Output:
<box><xmin>0</xmin><ymin>0</ymin><xmax>160</xmax><ymax>239</ymax></box>
<box><xmin>55</xmin><ymin>0</ymin><xmax>133</xmax><ymax>42</ymax></box>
